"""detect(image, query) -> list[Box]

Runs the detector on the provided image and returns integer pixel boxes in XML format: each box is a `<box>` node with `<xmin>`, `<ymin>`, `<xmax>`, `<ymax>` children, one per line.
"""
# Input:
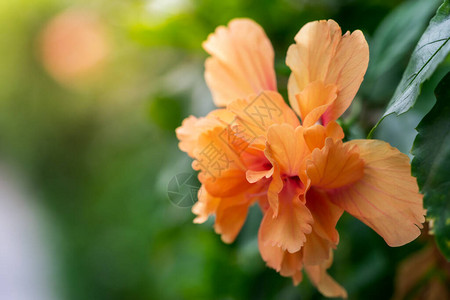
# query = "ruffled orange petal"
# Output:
<box><xmin>259</xmin><ymin>183</ymin><xmax>313</xmax><ymax>253</ymax></box>
<box><xmin>305</xmin><ymin>251</ymin><xmax>348</xmax><ymax>298</ymax></box>
<box><xmin>200</xmin><ymin>168</ymin><xmax>252</xmax><ymax>198</ymax></box>
<box><xmin>214</xmin><ymin>193</ymin><xmax>252</xmax><ymax>243</ymax></box>
<box><xmin>303</xmin><ymin>230</ymin><xmax>334</xmax><ymax>266</ymax></box>
<box><xmin>258</xmin><ymin>233</ymin><xmax>304</xmax><ymax>283</ymax></box>
<box><xmin>302</xmin><ymin>188</ymin><xmax>343</xmax><ymax>267</ymax></box>
<box><xmin>295</xmin><ymin>81</ymin><xmax>337</xmax><ymax>127</ymax></box>
<box><xmin>306</xmin><ymin>138</ymin><xmax>365</xmax><ymax>189</ymax></box>
<box><xmin>329</xmin><ymin>140</ymin><xmax>425</xmax><ymax>247</ymax></box>
<box><xmin>305</xmin><ymin>187</ymin><xmax>343</xmax><ymax>245</ymax></box>
<box><xmin>259</xmin><ymin>237</ymin><xmax>285</xmax><ymax>270</ymax></box>
<box><xmin>279</xmin><ymin>250</ymin><xmax>303</xmax><ymax>278</ymax></box>
<box><xmin>176</xmin><ymin>116</ymin><xmax>199</xmax><ymax>157</ymax></box>
<box><xmin>246</xmin><ymin>168</ymin><xmax>273</xmax><ymax>183</ymax></box>
<box><xmin>266</xmin><ymin>164</ymin><xmax>283</xmax><ymax>216</ymax></box>
<box><xmin>192</xmin><ymin>186</ymin><xmax>220</xmax><ymax>224</ymax></box>
<box><xmin>286</xmin><ymin>19</ymin><xmax>369</xmax><ymax>124</ymax></box>
<box><xmin>203</xmin><ymin>18</ymin><xmax>277</xmax><ymax>107</ymax></box>
<box><xmin>195</xmin><ymin>180</ymin><xmax>263</xmax><ymax>243</ymax></box>
<box><xmin>264</xmin><ymin>123</ymin><xmax>311</xmax><ymax>215</ymax></box>
<box><xmin>227</xmin><ymin>91</ymin><xmax>300</xmax><ymax>146</ymax></box>
<box><xmin>303</xmin><ymin>121</ymin><xmax>344</xmax><ymax>151</ymax></box>
<box><xmin>325</xmin><ymin>121</ymin><xmax>345</xmax><ymax>140</ymax></box>
<box><xmin>192</xmin><ymin>125</ymin><xmax>248</xmax><ymax>180</ymax></box>
<box><xmin>192</xmin><ymin>185</ymin><xmax>248</xmax><ymax>243</ymax></box>
<box><xmin>176</xmin><ymin>109</ymin><xmax>235</xmax><ymax>157</ymax></box>
<box><xmin>265</xmin><ymin>124</ymin><xmax>309</xmax><ymax>177</ymax></box>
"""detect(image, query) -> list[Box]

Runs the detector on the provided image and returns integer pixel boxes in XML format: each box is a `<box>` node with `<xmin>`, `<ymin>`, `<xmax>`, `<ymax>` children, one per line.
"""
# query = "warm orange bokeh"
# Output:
<box><xmin>176</xmin><ymin>19</ymin><xmax>425</xmax><ymax>298</ymax></box>
<box><xmin>39</xmin><ymin>9</ymin><xmax>109</xmax><ymax>86</ymax></box>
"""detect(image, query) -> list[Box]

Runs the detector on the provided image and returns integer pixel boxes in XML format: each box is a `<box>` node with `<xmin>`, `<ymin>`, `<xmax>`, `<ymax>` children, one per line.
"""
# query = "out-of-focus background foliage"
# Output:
<box><xmin>0</xmin><ymin>0</ymin><xmax>448</xmax><ymax>299</ymax></box>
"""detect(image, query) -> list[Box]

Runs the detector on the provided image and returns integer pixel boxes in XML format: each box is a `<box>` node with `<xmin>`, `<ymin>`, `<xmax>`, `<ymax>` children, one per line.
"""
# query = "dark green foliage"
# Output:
<box><xmin>412</xmin><ymin>72</ymin><xmax>450</xmax><ymax>260</ymax></box>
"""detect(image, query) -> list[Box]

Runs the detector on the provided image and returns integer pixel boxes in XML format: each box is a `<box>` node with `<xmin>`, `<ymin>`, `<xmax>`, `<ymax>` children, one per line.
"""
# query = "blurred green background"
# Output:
<box><xmin>0</xmin><ymin>0</ymin><xmax>448</xmax><ymax>299</ymax></box>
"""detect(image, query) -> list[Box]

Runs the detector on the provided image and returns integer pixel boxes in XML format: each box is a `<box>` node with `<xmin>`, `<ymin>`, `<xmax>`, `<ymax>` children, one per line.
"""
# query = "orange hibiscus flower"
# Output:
<box><xmin>176</xmin><ymin>19</ymin><xmax>425</xmax><ymax>298</ymax></box>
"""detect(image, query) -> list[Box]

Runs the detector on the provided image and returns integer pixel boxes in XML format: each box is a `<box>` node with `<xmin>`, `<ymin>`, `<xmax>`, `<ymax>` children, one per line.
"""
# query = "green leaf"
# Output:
<box><xmin>367</xmin><ymin>0</ymin><xmax>441</xmax><ymax>82</ymax></box>
<box><xmin>411</xmin><ymin>71</ymin><xmax>450</xmax><ymax>260</ymax></box>
<box><xmin>369</xmin><ymin>0</ymin><xmax>450</xmax><ymax>136</ymax></box>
